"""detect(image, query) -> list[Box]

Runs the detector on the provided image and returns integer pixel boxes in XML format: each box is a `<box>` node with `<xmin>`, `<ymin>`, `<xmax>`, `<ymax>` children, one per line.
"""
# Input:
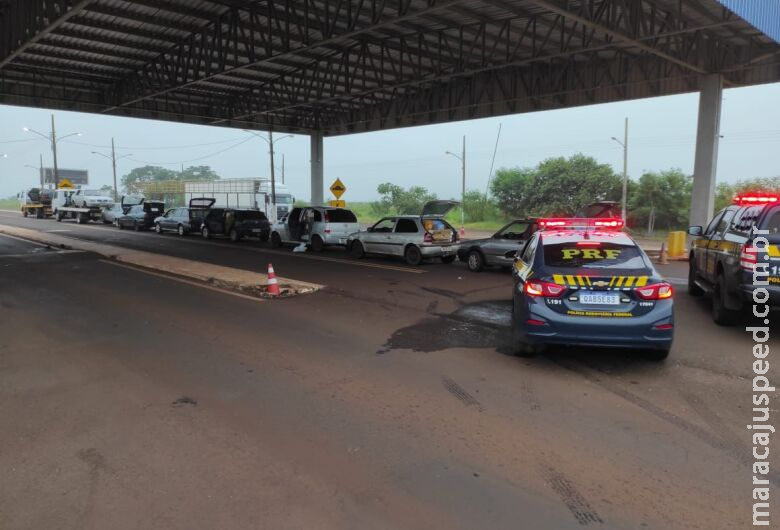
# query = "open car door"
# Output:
<box><xmin>420</xmin><ymin>200</ymin><xmax>459</xmax><ymax>219</ymax></box>
<box><xmin>121</xmin><ymin>195</ymin><xmax>144</xmax><ymax>213</ymax></box>
<box><xmin>189</xmin><ymin>197</ymin><xmax>216</xmax><ymax>209</ymax></box>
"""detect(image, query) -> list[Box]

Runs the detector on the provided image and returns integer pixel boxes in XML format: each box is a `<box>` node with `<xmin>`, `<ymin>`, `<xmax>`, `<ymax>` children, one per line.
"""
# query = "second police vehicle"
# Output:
<box><xmin>510</xmin><ymin>217</ymin><xmax>674</xmax><ymax>360</ymax></box>
<box><xmin>688</xmin><ymin>192</ymin><xmax>780</xmax><ymax>324</ymax></box>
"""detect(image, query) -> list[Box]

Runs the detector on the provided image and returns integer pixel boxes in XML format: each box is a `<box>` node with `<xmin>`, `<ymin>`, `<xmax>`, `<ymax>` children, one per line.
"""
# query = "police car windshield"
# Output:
<box><xmin>543</xmin><ymin>242</ymin><xmax>645</xmax><ymax>269</ymax></box>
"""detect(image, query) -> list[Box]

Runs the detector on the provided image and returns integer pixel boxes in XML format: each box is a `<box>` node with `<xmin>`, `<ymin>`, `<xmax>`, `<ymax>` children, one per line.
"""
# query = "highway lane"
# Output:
<box><xmin>0</xmin><ymin>218</ymin><xmax>775</xmax><ymax>529</ymax></box>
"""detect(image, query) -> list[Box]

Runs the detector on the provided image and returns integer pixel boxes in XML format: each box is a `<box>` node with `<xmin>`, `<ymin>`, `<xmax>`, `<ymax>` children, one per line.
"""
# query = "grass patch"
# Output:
<box><xmin>0</xmin><ymin>198</ymin><xmax>18</xmax><ymax>210</ymax></box>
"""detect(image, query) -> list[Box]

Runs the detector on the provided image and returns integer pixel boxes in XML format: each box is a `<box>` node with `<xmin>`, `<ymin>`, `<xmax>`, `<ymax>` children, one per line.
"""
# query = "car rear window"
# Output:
<box><xmin>326</xmin><ymin>209</ymin><xmax>357</xmax><ymax>222</ymax></box>
<box><xmin>236</xmin><ymin>210</ymin><xmax>267</xmax><ymax>221</ymax></box>
<box><xmin>762</xmin><ymin>208</ymin><xmax>780</xmax><ymax>235</ymax></box>
<box><xmin>543</xmin><ymin>242</ymin><xmax>645</xmax><ymax>269</ymax></box>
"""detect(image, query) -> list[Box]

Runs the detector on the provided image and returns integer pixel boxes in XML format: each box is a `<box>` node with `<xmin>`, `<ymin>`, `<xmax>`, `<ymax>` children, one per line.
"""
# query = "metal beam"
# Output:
<box><xmin>0</xmin><ymin>0</ymin><xmax>93</xmax><ymax>69</ymax></box>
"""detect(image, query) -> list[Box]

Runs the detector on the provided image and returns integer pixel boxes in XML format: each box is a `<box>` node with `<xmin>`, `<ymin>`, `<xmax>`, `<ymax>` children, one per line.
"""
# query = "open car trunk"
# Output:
<box><xmin>420</xmin><ymin>200</ymin><xmax>459</xmax><ymax>242</ymax></box>
<box><xmin>189</xmin><ymin>197</ymin><xmax>216</xmax><ymax>209</ymax></box>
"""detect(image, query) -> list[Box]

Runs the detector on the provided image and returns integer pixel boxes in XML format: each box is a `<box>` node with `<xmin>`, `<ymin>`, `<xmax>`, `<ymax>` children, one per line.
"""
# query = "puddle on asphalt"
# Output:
<box><xmin>380</xmin><ymin>300</ymin><xmax>513</xmax><ymax>354</ymax></box>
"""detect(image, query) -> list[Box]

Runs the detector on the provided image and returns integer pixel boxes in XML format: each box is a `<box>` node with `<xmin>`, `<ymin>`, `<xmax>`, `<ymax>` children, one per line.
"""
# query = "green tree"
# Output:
<box><xmin>491</xmin><ymin>154</ymin><xmax>621</xmax><ymax>217</ymax></box>
<box><xmin>180</xmin><ymin>165</ymin><xmax>221</xmax><ymax>181</ymax></box>
<box><xmin>371</xmin><ymin>183</ymin><xmax>437</xmax><ymax>215</ymax></box>
<box><xmin>627</xmin><ymin>169</ymin><xmax>692</xmax><ymax>234</ymax></box>
<box><xmin>462</xmin><ymin>190</ymin><xmax>497</xmax><ymax>223</ymax></box>
<box><xmin>121</xmin><ymin>165</ymin><xmax>178</xmax><ymax>194</ymax></box>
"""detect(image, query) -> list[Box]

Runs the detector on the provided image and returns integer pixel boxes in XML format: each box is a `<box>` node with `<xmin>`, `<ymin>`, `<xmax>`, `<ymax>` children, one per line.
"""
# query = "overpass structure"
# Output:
<box><xmin>1</xmin><ymin>0</ymin><xmax>779</xmax><ymax>223</ymax></box>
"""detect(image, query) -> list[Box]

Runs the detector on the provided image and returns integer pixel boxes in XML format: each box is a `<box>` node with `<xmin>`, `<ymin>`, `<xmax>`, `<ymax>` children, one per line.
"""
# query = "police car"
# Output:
<box><xmin>688</xmin><ymin>193</ymin><xmax>780</xmax><ymax>325</ymax></box>
<box><xmin>510</xmin><ymin>217</ymin><xmax>674</xmax><ymax>360</ymax></box>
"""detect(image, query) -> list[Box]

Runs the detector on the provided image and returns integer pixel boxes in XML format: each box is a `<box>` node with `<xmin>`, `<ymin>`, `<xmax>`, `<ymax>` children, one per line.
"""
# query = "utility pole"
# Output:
<box><xmin>39</xmin><ymin>154</ymin><xmax>43</xmax><ymax>187</ymax></box>
<box><xmin>269</xmin><ymin>130</ymin><xmax>276</xmax><ymax>219</ymax></box>
<box><xmin>445</xmin><ymin>135</ymin><xmax>467</xmax><ymax>232</ymax></box>
<box><xmin>50</xmin><ymin>114</ymin><xmax>59</xmax><ymax>188</ymax></box>
<box><xmin>621</xmin><ymin>117</ymin><xmax>628</xmax><ymax>223</ymax></box>
<box><xmin>281</xmin><ymin>154</ymin><xmax>285</xmax><ymax>185</ymax></box>
<box><xmin>111</xmin><ymin>138</ymin><xmax>118</xmax><ymax>201</ymax></box>
<box><xmin>610</xmin><ymin>118</ymin><xmax>629</xmax><ymax>222</ymax></box>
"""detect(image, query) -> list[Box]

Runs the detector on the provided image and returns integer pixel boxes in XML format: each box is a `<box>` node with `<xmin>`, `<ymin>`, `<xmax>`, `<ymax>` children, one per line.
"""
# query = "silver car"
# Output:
<box><xmin>71</xmin><ymin>189</ymin><xmax>114</xmax><ymax>208</ymax></box>
<box><xmin>270</xmin><ymin>206</ymin><xmax>360</xmax><ymax>251</ymax></box>
<box><xmin>101</xmin><ymin>202</ymin><xmax>125</xmax><ymax>225</ymax></box>
<box><xmin>347</xmin><ymin>200</ymin><xmax>460</xmax><ymax>266</ymax></box>
<box><xmin>457</xmin><ymin>219</ymin><xmax>538</xmax><ymax>272</ymax></box>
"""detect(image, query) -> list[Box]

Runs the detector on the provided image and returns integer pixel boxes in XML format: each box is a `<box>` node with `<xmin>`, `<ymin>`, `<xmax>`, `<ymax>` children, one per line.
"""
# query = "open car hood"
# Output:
<box><xmin>189</xmin><ymin>197</ymin><xmax>216</xmax><ymax>209</ymax></box>
<box><xmin>421</xmin><ymin>200</ymin><xmax>459</xmax><ymax>219</ymax></box>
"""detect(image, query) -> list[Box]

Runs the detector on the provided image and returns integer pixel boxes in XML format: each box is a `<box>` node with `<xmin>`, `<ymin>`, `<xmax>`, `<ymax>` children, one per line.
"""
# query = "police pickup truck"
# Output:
<box><xmin>688</xmin><ymin>193</ymin><xmax>780</xmax><ymax>325</ymax></box>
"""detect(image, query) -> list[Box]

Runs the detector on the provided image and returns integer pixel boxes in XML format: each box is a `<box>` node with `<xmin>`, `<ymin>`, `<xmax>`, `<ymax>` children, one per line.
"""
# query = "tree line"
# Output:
<box><xmin>370</xmin><ymin>153</ymin><xmax>778</xmax><ymax>234</ymax></box>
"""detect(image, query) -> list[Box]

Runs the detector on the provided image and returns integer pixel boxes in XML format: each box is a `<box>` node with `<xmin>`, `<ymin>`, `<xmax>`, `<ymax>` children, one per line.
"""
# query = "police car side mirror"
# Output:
<box><xmin>688</xmin><ymin>225</ymin><xmax>703</xmax><ymax>236</ymax></box>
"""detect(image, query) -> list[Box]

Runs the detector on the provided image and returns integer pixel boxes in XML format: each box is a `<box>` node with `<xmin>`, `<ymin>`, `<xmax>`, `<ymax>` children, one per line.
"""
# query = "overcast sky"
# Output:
<box><xmin>0</xmin><ymin>82</ymin><xmax>777</xmax><ymax>202</ymax></box>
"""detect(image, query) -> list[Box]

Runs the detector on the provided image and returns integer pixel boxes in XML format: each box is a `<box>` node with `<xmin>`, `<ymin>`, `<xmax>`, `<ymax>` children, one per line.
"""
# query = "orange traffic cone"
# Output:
<box><xmin>266</xmin><ymin>263</ymin><xmax>281</xmax><ymax>297</ymax></box>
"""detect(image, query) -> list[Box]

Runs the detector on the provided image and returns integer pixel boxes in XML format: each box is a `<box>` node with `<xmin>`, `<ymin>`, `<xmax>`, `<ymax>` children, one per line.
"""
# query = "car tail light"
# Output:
<box><xmin>524</xmin><ymin>280</ymin><xmax>565</xmax><ymax>298</ymax></box>
<box><xmin>635</xmin><ymin>282</ymin><xmax>673</xmax><ymax>300</ymax></box>
<box><xmin>741</xmin><ymin>245</ymin><xmax>758</xmax><ymax>271</ymax></box>
<box><xmin>526</xmin><ymin>319</ymin><xmax>547</xmax><ymax>326</ymax></box>
<box><xmin>576</xmin><ymin>241</ymin><xmax>601</xmax><ymax>247</ymax></box>
<box><xmin>324</xmin><ymin>226</ymin><xmax>331</xmax><ymax>234</ymax></box>
<box><xmin>423</xmin><ymin>232</ymin><xmax>433</xmax><ymax>243</ymax></box>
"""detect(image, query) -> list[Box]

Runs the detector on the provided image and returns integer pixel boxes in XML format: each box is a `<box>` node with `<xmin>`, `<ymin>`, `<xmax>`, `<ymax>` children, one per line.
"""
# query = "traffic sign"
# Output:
<box><xmin>328</xmin><ymin>200</ymin><xmax>346</xmax><ymax>208</ymax></box>
<box><xmin>329</xmin><ymin>178</ymin><xmax>346</xmax><ymax>199</ymax></box>
<box><xmin>58</xmin><ymin>178</ymin><xmax>74</xmax><ymax>189</ymax></box>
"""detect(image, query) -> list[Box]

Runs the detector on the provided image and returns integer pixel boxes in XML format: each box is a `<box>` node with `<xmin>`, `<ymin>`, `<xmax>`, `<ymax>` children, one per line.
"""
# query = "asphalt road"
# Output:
<box><xmin>0</xmin><ymin>213</ymin><xmax>775</xmax><ymax>530</ymax></box>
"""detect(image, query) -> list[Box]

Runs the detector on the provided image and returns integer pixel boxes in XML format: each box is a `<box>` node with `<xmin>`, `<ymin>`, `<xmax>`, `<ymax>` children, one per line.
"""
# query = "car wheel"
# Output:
<box><xmin>311</xmin><ymin>235</ymin><xmax>324</xmax><ymax>252</ymax></box>
<box><xmin>22</xmin><ymin>209</ymin><xmax>28</xmax><ymax>218</ymax></box>
<box><xmin>229</xmin><ymin>228</ymin><xmax>240</xmax><ymax>242</ymax></box>
<box><xmin>510</xmin><ymin>320</ymin><xmax>536</xmax><ymax>358</ymax></box>
<box><xmin>350</xmin><ymin>241</ymin><xmax>365</xmax><ymax>259</ymax></box>
<box><xmin>712</xmin><ymin>274</ymin><xmax>738</xmax><ymax>326</ymax></box>
<box><xmin>467</xmin><ymin>250</ymin><xmax>484</xmax><ymax>272</ymax></box>
<box><xmin>270</xmin><ymin>232</ymin><xmax>282</xmax><ymax>248</ymax></box>
<box><xmin>177</xmin><ymin>224</ymin><xmax>186</xmax><ymax>237</ymax></box>
<box><xmin>688</xmin><ymin>258</ymin><xmax>704</xmax><ymax>296</ymax></box>
<box><xmin>404</xmin><ymin>245</ymin><xmax>423</xmax><ymax>266</ymax></box>
<box><xmin>202</xmin><ymin>226</ymin><xmax>210</xmax><ymax>239</ymax></box>
<box><xmin>155</xmin><ymin>223</ymin><xmax>162</xmax><ymax>234</ymax></box>
<box><xmin>55</xmin><ymin>211</ymin><xmax>63</xmax><ymax>222</ymax></box>
<box><xmin>441</xmin><ymin>255</ymin><xmax>456</xmax><ymax>264</ymax></box>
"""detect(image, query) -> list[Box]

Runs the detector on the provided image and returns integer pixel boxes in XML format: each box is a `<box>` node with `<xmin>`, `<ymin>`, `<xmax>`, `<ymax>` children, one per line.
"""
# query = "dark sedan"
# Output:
<box><xmin>201</xmin><ymin>208</ymin><xmax>271</xmax><ymax>242</ymax></box>
<box><xmin>117</xmin><ymin>201</ymin><xmax>165</xmax><ymax>231</ymax></box>
<box><xmin>457</xmin><ymin>219</ymin><xmax>537</xmax><ymax>272</ymax></box>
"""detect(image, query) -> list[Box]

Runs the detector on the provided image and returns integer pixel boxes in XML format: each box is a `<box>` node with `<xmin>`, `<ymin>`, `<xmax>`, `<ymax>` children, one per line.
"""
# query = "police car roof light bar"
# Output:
<box><xmin>538</xmin><ymin>217</ymin><xmax>624</xmax><ymax>230</ymax></box>
<box><xmin>733</xmin><ymin>193</ymin><xmax>780</xmax><ymax>206</ymax></box>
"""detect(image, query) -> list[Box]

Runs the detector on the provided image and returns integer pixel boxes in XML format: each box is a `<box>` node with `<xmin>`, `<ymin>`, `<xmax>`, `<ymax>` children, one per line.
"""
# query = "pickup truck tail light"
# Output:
<box><xmin>741</xmin><ymin>246</ymin><xmax>758</xmax><ymax>271</ymax></box>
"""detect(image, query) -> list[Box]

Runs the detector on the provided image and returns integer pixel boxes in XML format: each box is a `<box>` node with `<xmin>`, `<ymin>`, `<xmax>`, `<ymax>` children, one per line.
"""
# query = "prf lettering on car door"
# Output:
<box><xmin>561</xmin><ymin>249</ymin><xmax>621</xmax><ymax>260</ymax></box>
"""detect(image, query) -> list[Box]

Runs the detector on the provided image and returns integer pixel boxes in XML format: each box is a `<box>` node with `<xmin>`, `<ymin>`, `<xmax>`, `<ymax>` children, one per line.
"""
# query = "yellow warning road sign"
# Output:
<box><xmin>328</xmin><ymin>200</ymin><xmax>346</xmax><ymax>208</ymax></box>
<box><xmin>58</xmin><ymin>178</ymin><xmax>74</xmax><ymax>189</ymax></box>
<box><xmin>329</xmin><ymin>178</ymin><xmax>346</xmax><ymax>199</ymax></box>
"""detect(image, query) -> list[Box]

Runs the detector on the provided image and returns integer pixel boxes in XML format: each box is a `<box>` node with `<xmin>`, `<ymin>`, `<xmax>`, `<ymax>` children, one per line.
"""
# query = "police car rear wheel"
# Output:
<box><xmin>712</xmin><ymin>275</ymin><xmax>738</xmax><ymax>326</ymax></box>
<box><xmin>510</xmin><ymin>323</ymin><xmax>536</xmax><ymax>358</ymax></box>
<box><xmin>688</xmin><ymin>259</ymin><xmax>704</xmax><ymax>296</ymax></box>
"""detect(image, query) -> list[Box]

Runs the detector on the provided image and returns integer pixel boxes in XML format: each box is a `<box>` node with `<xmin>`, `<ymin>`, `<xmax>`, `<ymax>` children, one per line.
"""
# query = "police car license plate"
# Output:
<box><xmin>580</xmin><ymin>292</ymin><xmax>620</xmax><ymax>305</ymax></box>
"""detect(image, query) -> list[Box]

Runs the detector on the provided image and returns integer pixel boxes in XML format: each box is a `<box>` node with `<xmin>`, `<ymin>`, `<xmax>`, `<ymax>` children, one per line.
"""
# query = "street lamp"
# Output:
<box><xmin>610</xmin><ymin>117</ymin><xmax>629</xmax><ymax>223</ymax></box>
<box><xmin>23</xmin><ymin>115</ymin><xmax>81</xmax><ymax>188</ymax></box>
<box><xmin>244</xmin><ymin>130</ymin><xmax>293</xmax><ymax>221</ymax></box>
<box><xmin>92</xmin><ymin>138</ymin><xmax>132</xmax><ymax>200</ymax></box>
<box><xmin>445</xmin><ymin>135</ymin><xmax>466</xmax><ymax>231</ymax></box>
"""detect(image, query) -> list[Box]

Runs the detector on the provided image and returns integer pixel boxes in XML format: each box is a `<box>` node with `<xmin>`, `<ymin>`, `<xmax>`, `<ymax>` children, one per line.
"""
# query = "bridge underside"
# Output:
<box><xmin>0</xmin><ymin>0</ymin><xmax>778</xmax><ymax>136</ymax></box>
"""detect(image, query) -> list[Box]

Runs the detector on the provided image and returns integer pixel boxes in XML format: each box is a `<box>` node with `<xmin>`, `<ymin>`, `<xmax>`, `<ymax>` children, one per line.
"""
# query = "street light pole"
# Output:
<box><xmin>611</xmin><ymin>117</ymin><xmax>629</xmax><ymax>222</ymax></box>
<box><xmin>50</xmin><ymin>114</ymin><xmax>59</xmax><ymax>188</ymax></box>
<box><xmin>269</xmin><ymin>130</ymin><xmax>276</xmax><ymax>215</ymax></box>
<box><xmin>111</xmin><ymin>138</ymin><xmax>118</xmax><ymax>200</ymax></box>
<box><xmin>445</xmin><ymin>136</ymin><xmax>466</xmax><ymax>232</ymax></box>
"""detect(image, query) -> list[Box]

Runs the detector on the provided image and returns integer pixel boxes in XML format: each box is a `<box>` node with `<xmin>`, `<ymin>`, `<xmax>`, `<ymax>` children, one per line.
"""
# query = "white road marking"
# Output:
<box><xmin>99</xmin><ymin>260</ymin><xmax>266</xmax><ymax>303</ymax></box>
<box><xmin>1</xmin><ymin>218</ymin><xmax>427</xmax><ymax>274</ymax></box>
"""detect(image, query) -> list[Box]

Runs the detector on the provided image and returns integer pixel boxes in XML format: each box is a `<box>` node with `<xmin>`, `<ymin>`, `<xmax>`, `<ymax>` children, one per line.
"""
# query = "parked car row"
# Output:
<box><xmin>96</xmin><ymin>198</ymin><xmax>541</xmax><ymax>267</ymax></box>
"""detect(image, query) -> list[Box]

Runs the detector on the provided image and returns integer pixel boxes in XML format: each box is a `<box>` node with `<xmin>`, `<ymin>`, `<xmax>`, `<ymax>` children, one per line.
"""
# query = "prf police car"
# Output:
<box><xmin>511</xmin><ymin>217</ymin><xmax>674</xmax><ymax>360</ymax></box>
<box><xmin>688</xmin><ymin>193</ymin><xmax>780</xmax><ymax>325</ymax></box>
